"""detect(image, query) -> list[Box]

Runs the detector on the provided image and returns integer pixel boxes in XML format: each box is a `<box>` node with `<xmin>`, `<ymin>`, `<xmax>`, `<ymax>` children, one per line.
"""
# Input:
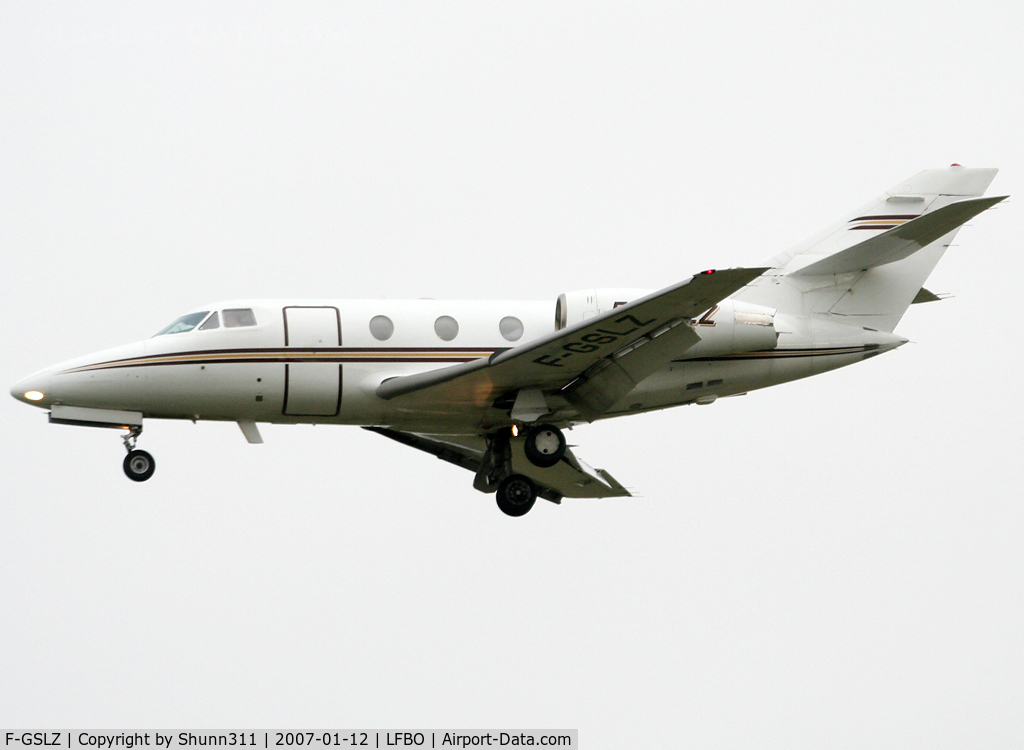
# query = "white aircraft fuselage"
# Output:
<box><xmin>11</xmin><ymin>296</ymin><xmax>901</xmax><ymax>431</ymax></box>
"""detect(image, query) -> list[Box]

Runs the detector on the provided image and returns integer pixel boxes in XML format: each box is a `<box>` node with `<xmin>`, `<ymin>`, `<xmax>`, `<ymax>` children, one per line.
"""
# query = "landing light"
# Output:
<box><xmin>511</xmin><ymin>425</ymin><xmax>519</xmax><ymax>437</ymax></box>
<box><xmin>25</xmin><ymin>391</ymin><xmax>44</xmax><ymax>401</ymax></box>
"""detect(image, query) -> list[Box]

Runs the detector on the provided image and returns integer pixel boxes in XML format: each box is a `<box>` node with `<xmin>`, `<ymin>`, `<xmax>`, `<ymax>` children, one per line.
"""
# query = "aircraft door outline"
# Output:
<box><xmin>282</xmin><ymin>305</ymin><xmax>342</xmax><ymax>417</ymax></box>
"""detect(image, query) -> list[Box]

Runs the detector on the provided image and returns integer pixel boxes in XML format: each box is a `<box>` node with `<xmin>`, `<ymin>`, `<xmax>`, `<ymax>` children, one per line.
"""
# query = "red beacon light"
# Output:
<box><xmin>951</xmin><ymin>163</ymin><xmax>962</xmax><ymax>167</ymax></box>
<box><xmin>701</xmin><ymin>269</ymin><xmax>716</xmax><ymax>275</ymax></box>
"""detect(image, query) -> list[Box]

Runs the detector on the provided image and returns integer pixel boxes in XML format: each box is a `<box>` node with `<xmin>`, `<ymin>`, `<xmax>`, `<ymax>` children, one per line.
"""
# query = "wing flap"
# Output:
<box><xmin>510</xmin><ymin>440</ymin><xmax>631</xmax><ymax>498</ymax></box>
<box><xmin>363</xmin><ymin>426</ymin><xmax>630</xmax><ymax>499</ymax></box>
<box><xmin>792</xmin><ymin>195</ymin><xmax>1006</xmax><ymax>276</ymax></box>
<box><xmin>362</xmin><ymin>426</ymin><xmax>484</xmax><ymax>472</ymax></box>
<box><xmin>560</xmin><ymin>319</ymin><xmax>699</xmax><ymax>421</ymax></box>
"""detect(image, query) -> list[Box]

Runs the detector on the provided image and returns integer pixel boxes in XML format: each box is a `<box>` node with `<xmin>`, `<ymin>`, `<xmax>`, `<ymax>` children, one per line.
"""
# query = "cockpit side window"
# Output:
<box><xmin>223</xmin><ymin>308</ymin><xmax>257</xmax><ymax>328</ymax></box>
<box><xmin>153</xmin><ymin>312</ymin><xmax>210</xmax><ymax>337</ymax></box>
<box><xmin>199</xmin><ymin>311</ymin><xmax>220</xmax><ymax>330</ymax></box>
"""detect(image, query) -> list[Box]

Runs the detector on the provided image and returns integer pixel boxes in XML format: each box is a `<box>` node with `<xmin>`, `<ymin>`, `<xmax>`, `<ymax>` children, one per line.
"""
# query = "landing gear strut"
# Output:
<box><xmin>121</xmin><ymin>425</ymin><xmax>155</xmax><ymax>482</ymax></box>
<box><xmin>523</xmin><ymin>424</ymin><xmax>567</xmax><ymax>468</ymax></box>
<box><xmin>496</xmin><ymin>474</ymin><xmax>537</xmax><ymax>517</ymax></box>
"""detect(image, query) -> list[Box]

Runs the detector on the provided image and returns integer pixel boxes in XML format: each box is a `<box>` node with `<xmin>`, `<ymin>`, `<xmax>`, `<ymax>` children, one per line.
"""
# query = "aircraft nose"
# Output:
<box><xmin>10</xmin><ymin>369</ymin><xmax>53</xmax><ymax>408</ymax></box>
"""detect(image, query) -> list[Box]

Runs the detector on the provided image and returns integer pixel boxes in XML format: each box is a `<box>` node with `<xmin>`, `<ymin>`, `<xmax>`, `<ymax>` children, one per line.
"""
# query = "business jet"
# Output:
<box><xmin>10</xmin><ymin>166</ymin><xmax>1005</xmax><ymax>516</ymax></box>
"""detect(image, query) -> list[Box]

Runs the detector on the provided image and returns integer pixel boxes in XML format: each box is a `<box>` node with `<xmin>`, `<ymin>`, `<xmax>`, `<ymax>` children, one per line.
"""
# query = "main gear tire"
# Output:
<box><xmin>523</xmin><ymin>424</ymin><xmax>566</xmax><ymax>468</ymax></box>
<box><xmin>496</xmin><ymin>474</ymin><xmax>537</xmax><ymax>517</ymax></box>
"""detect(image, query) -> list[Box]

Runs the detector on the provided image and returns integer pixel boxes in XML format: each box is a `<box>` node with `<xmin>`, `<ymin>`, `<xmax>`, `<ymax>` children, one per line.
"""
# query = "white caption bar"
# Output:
<box><xmin>2</xmin><ymin>731</ymin><xmax>578</xmax><ymax>750</ymax></box>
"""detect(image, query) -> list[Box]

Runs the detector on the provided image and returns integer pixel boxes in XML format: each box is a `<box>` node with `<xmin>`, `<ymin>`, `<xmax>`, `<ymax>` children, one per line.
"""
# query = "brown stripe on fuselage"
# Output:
<box><xmin>62</xmin><ymin>344</ymin><xmax>879</xmax><ymax>375</ymax></box>
<box><xmin>61</xmin><ymin>347</ymin><xmax>502</xmax><ymax>374</ymax></box>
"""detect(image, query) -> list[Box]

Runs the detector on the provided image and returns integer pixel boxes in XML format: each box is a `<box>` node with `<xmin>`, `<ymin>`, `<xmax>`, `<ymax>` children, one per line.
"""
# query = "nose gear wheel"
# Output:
<box><xmin>123</xmin><ymin>449</ymin><xmax>156</xmax><ymax>482</ymax></box>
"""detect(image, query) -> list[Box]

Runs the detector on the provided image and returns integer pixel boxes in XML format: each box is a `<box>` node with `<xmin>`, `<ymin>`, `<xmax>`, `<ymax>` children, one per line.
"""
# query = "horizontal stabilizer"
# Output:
<box><xmin>792</xmin><ymin>195</ymin><xmax>1006</xmax><ymax>276</ymax></box>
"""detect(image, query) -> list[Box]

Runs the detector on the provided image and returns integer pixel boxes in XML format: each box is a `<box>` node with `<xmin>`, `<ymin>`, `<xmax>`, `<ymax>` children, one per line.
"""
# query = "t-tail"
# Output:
<box><xmin>736</xmin><ymin>165</ymin><xmax>1006</xmax><ymax>332</ymax></box>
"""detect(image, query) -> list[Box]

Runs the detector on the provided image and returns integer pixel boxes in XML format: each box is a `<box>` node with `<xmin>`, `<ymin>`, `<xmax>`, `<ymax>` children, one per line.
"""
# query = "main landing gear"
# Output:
<box><xmin>121</xmin><ymin>425</ymin><xmax>155</xmax><ymax>482</ymax></box>
<box><xmin>490</xmin><ymin>424</ymin><xmax>567</xmax><ymax>517</ymax></box>
<box><xmin>523</xmin><ymin>423</ymin><xmax>567</xmax><ymax>468</ymax></box>
<box><xmin>496</xmin><ymin>474</ymin><xmax>537</xmax><ymax>517</ymax></box>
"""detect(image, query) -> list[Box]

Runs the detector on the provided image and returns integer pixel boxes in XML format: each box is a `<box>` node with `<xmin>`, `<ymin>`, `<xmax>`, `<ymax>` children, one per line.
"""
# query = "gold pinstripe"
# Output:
<box><xmin>61</xmin><ymin>349</ymin><xmax>500</xmax><ymax>374</ymax></box>
<box><xmin>849</xmin><ymin>219</ymin><xmax>911</xmax><ymax>228</ymax></box>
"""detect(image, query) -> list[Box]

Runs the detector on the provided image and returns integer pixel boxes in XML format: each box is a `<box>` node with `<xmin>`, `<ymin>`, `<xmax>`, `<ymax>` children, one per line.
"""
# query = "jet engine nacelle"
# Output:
<box><xmin>555</xmin><ymin>288</ymin><xmax>653</xmax><ymax>330</ymax></box>
<box><xmin>685</xmin><ymin>299</ymin><xmax>778</xmax><ymax>357</ymax></box>
<box><xmin>555</xmin><ymin>290</ymin><xmax>776</xmax><ymax>356</ymax></box>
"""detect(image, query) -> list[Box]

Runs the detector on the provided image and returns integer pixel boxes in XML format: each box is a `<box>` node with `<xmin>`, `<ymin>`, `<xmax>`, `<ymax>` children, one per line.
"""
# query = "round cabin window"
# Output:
<box><xmin>434</xmin><ymin>315</ymin><xmax>459</xmax><ymax>341</ymax></box>
<box><xmin>369</xmin><ymin>315</ymin><xmax>394</xmax><ymax>341</ymax></box>
<box><xmin>499</xmin><ymin>316</ymin><xmax>524</xmax><ymax>342</ymax></box>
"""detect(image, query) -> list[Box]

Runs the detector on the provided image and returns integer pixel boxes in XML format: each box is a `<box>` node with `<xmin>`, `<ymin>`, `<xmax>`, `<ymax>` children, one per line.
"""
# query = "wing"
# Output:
<box><xmin>363</xmin><ymin>426</ymin><xmax>630</xmax><ymax>499</ymax></box>
<box><xmin>377</xmin><ymin>267</ymin><xmax>767</xmax><ymax>422</ymax></box>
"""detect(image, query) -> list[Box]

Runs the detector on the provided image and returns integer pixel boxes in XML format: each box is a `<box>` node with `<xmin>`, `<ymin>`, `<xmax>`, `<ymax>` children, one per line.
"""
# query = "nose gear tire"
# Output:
<box><xmin>123</xmin><ymin>449</ymin><xmax>155</xmax><ymax>482</ymax></box>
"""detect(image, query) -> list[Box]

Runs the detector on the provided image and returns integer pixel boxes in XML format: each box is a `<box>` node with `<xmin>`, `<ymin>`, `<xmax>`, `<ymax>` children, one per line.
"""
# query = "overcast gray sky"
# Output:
<box><xmin>2</xmin><ymin>2</ymin><xmax>1022</xmax><ymax>747</ymax></box>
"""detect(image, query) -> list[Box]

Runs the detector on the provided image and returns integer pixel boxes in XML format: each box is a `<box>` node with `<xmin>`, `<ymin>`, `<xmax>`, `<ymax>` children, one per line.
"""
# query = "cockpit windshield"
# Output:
<box><xmin>152</xmin><ymin>308</ymin><xmax>257</xmax><ymax>336</ymax></box>
<box><xmin>153</xmin><ymin>312</ymin><xmax>210</xmax><ymax>337</ymax></box>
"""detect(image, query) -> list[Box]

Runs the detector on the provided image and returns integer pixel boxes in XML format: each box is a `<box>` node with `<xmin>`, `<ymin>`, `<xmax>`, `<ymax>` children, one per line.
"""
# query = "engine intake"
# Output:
<box><xmin>554</xmin><ymin>288</ymin><xmax>653</xmax><ymax>330</ymax></box>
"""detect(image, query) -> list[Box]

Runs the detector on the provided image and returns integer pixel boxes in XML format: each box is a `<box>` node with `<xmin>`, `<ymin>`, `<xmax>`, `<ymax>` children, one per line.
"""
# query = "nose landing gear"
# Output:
<box><xmin>121</xmin><ymin>425</ymin><xmax>155</xmax><ymax>482</ymax></box>
<box><xmin>123</xmin><ymin>450</ymin><xmax>156</xmax><ymax>482</ymax></box>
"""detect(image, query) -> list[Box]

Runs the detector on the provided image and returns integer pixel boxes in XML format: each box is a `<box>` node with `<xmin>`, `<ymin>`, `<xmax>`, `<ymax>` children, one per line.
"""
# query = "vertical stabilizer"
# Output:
<box><xmin>739</xmin><ymin>166</ymin><xmax>1001</xmax><ymax>332</ymax></box>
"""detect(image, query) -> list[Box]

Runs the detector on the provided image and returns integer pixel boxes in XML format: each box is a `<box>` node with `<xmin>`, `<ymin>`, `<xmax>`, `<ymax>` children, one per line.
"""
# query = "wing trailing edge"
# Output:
<box><xmin>362</xmin><ymin>426</ymin><xmax>630</xmax><ymax>499</ymax></box>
